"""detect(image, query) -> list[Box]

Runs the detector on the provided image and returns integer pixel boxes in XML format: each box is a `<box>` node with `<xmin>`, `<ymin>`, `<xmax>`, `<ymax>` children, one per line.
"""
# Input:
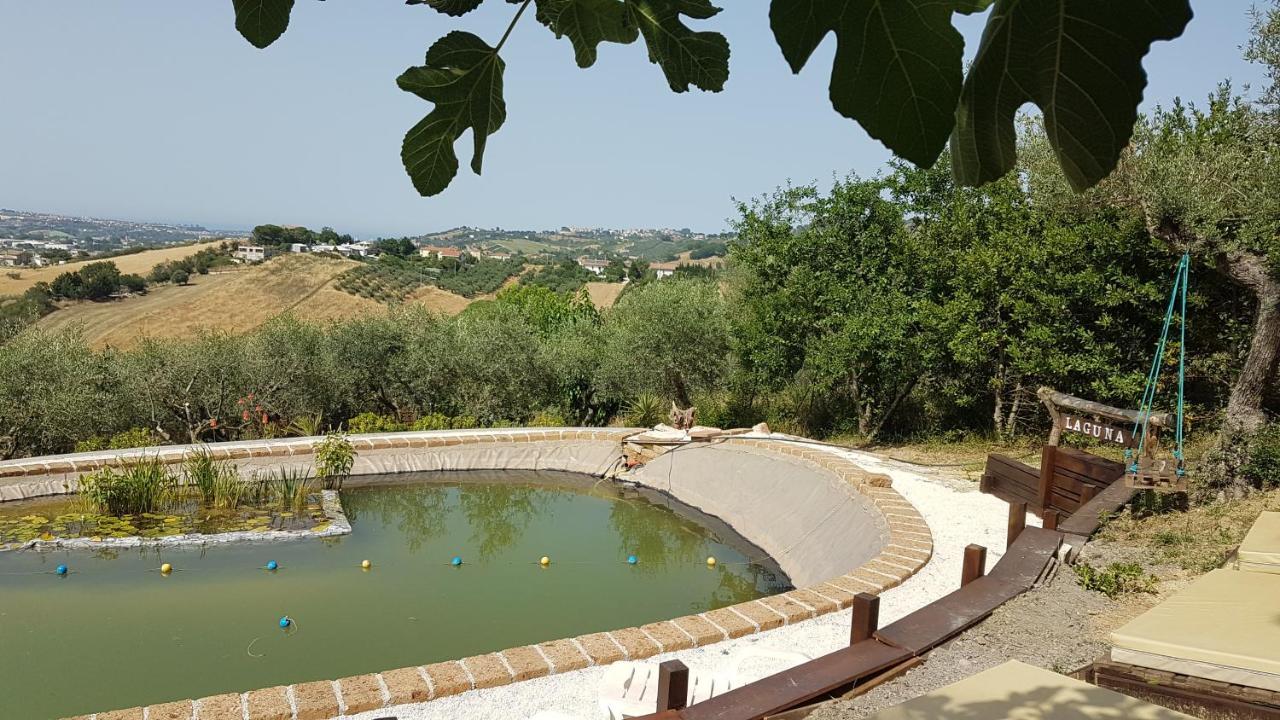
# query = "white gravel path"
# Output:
<box><xmin>347</xmin><ymin>446</ymin><xmax>1036</xmax><ymax>720</ymax></box>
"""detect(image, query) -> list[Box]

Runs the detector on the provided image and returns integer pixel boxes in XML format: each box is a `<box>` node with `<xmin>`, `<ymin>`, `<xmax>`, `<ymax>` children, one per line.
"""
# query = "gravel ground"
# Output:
<box><xmin>346</xmin><ymin>445</ymin><xmax>1028</xmax><ymax>720</ymax></box>
<box><xmin>806</xmin><ymin>539</ymin><xmax>1190</xmax><ymax>720</ymax></box>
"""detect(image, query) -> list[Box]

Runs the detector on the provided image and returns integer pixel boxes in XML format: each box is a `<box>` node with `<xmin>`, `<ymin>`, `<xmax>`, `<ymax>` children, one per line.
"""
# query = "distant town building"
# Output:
<box><xmin>288</xmin><ymin>243</ymin><xmax>309</xmax><ymax>254</ymax></box>
<box><xmin>578</xmin><ymin>257</ymin><xmax>610</xmax><ymax>276</ymax></box>
<box><xmin>420</xmin><ymin>245</ymin><xmax>462</xmax><ymax>260</ymax></box>
<box><xmin>233</xmin><ymin>245</ymin><xmax>266</xmax><ymax>263</ymax></box>
<box><xmin>485</xmin><ymin>251</ymin><xmax>512</xmax><ymax>261</ymax></box>
<box><xmin>651</xmin><ymin>261</ymin><xmax>679</xmax><ymax>279</ymax></box>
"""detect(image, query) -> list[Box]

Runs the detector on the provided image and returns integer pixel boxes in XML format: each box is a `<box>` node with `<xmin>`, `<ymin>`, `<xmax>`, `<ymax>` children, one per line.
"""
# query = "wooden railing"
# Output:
<box><xmin>634</xmin><ymin>520</ymin><xmax>1066</xmax><ymax>720</ymax></box>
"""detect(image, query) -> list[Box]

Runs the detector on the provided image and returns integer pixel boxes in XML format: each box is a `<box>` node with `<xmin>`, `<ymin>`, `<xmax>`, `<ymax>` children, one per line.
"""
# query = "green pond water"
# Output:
<box><xmin>0</xmin><ymin>471</ymin><xmax>789</xmax><ymax>719</ymax></box>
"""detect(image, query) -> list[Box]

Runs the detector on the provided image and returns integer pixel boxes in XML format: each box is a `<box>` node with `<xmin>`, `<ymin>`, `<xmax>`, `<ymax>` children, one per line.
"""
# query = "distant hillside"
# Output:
<box><xmin>413</xmin><ymin>226</ymin><xmax>731</xmax><ymax>263</ymax></box>
<box><xmin>35</xmin><ymin>254</ymin><xmax>477</xmax><ymax>348</ymax></box>
<box><xmin>0</xmin><ymin>241</ymin><xmax>223</xmax><ymax>296</ymax></box>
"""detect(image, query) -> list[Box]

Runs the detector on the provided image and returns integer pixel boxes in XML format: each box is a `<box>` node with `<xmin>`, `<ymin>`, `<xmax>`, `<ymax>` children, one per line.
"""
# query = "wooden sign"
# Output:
<box><xmin>1060</xmin><ymin>413</ymin><xmax>1138</xmax><ymax>448</ymax></box>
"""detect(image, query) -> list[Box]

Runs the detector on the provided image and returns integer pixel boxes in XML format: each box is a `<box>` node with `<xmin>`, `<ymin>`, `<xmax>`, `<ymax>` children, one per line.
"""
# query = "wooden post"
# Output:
<box><xmin>657</xmin><ymin>660</ymin><xmax>689</xmax><ymax>711</ymax></box>
<box><xmin>1038</xmin><ymin>444</ymin><xmax>1057</xmax><ymax>513</ymax></box>
<box><xmin>1007</xmin><ymin>501</ymin><xmax>1027</xmax><ymax>549</ymax></box>
<box><xmin>961</xmin><ymin>544</ymin><xmax>987</xmax><ymax>587</ymax></box>
<box><xmin>1043</xmin><ymin>509</ymin><xmax>1061</xmax><ymax>531</ymax></box>
<box><xmin>1081</xmin><ymin>483</ymin><xmax>1098</xmax><ymax>505</ymax></box>
<box><xmin>850</xmin><ymin>592</ymin><xmax>880</xmax><ymax>645</ymax></box>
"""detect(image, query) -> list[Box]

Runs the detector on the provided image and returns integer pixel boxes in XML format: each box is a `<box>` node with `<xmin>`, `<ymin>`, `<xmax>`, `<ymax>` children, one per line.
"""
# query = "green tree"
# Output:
<box><xmin>1014</xmin><ymin>6</ymin><xmax>1280</xmax><ymax>490</ymax></box>
<box><xmin>732</xmin><ymin>178</ymin><xmax>954</xmax><ymax>439</ymax></box>
<box><xmin>596</xmin><ymin>279</ymin><xmax>729</xmax><ymax>408</ymax></box>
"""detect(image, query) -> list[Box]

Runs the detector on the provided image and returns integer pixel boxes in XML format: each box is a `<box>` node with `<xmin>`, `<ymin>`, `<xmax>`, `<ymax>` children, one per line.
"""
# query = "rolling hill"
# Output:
<box><xmin>36</xmin><ymin>254</ymin><xmax>477</xmax><ymax>348</ymax></box>
<box><xmin>0</xmin><ymin>241</ymin><xmax>224</xmax><ymax>296</ymax></box>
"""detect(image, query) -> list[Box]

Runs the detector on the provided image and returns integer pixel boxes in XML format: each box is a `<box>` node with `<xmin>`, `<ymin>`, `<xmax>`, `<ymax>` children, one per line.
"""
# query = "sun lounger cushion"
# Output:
<box><xmin>863</xmin><ymin>660</ymin><xmax>1194</xmax><ymax>719</ymax></box>
<box><xmin>1110</xmin><ymin>568</ymin><xmax>1280</xmax><ymax>692</ymax></box>
<box><xmin>1238</xmin><ymin>511</ymin><xmax>1280</xmax><ymax>574</ymax></box>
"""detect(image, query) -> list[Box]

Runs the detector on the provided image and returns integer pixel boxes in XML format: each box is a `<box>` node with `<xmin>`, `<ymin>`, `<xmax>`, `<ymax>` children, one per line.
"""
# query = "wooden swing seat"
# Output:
<box><xmin>1125</xmin><ymin>459</ymin><xmax>1188</xmax><ymax>492</ymax></box>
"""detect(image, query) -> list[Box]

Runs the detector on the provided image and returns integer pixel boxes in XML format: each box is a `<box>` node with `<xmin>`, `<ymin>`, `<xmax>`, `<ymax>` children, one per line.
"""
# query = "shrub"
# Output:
<box><xmin>1241</xmin><ymin>423</ymin><xmax>1280</xmax><ymax>489</ymax></box>
<box><xmin>289</xmin><ymin>413</ymin><xmax>325</xmax><ymax>437</ymax></box>
<box><xmin>79</xmin><ymin>459</ymin><xmax>177</xmax><ymax>515</ymax></box>
<box><xmin>1073</xmin><ymin>561</ymin><xmax>1157</xmax><ymax>598</ymax></box>
<box><xmin>528</xmin><ymin>410</ymin><xmax>567</xmax><ymax>427</ymax></box>
<box><xmin>450</xmin><ymin>415</ymin><xmax>479</xmax><ymax>430</ymax></box>
<box><xmin>314</xmin><ymin>433</ymin><xmax>356</xmax><ymax>490</ymax></box>
<box><xmin>623</xmin><ymin>392</ymin><xmax>664</xmax><ymax>428</ymax></box>
<box><xmin>346</xmin><ymin>412</ymin><xmax>404</xmax><ymax>434</ymax></box>
<box><xmin>410</xmin><ymin>413</ymin><xmax>452</xmax><ymax>431</ymax></box>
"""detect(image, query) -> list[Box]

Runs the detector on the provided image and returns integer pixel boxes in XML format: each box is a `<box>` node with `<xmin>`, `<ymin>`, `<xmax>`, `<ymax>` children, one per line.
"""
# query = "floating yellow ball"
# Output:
<box><xmin>706</xmin><ymin>556</ymin><xmax>717</xmax><ymax>568</ymax></box>
<box><xmin>361</xmin><ymin>559</ymin><xmax>372</xmax><ymax>570</ymax></box>
<box><xmin>540</xmin><ymin>556</ymin><xmax>551</xmax><ymax>567</ymax></box>
<box><xmin>160</xmin><ymin>563</ymin><xmax>173</xmax><ymax>574</ymax></box>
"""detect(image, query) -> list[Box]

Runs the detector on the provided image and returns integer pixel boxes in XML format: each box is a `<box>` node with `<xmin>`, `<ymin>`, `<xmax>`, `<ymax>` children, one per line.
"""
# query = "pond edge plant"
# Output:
<box><xmin>315</xmin><ymin>433</ymin><xmax>356</xmax><ymax>490</ymax></box>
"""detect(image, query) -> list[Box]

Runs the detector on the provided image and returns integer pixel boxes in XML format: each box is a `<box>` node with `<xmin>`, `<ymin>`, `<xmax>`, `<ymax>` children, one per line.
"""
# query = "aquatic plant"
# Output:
<box><xmin>315</xmin><ymin>433</ymin><xmax>355</xmax><ymax>490</ymax></box>
<box><xmin>209</xmin><ymin>468</ymin><xmax>246</xmax><ymax>510</ymax></box>
<box><xmin>78</xmin><ymin>459</ymin><xmax>178</xmax><ymax>515</ymax></box>
<box><xmin>184</xmin><ymin>449</ymin><xmax>230</xmax><ymax>504</ymax></box>
<box><xmin>265</xmin><ymin>467</ymin><xmax>315</xmax><ymax>513</ymax></box>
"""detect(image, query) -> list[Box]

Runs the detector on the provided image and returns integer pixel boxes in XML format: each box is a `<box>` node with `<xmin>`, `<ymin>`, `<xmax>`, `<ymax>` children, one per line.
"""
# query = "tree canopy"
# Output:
<box><xmin>227</xmin><ymin>0</ymin><xmax>1194</xmax><ymax>197</ymax></box>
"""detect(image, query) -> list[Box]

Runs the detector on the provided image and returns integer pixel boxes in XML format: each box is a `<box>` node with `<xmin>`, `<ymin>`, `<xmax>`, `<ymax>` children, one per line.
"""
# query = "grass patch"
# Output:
<box><xmin>1098</xmin><ymin>488</ymin><xmax>1280</xmax><ymax>573</ymax></box>
<box><xmin>1074</xmin><ymin>561</ymin><xmax>1158</xmax><ymax>598</ymax></box>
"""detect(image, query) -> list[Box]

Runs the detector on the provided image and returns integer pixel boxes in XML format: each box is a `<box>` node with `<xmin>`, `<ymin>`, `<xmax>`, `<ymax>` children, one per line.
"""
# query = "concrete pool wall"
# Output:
<box><xmin>0</xmin><ymin>428</ymin><xmax>932</xmax><ymax>720</ymax></box>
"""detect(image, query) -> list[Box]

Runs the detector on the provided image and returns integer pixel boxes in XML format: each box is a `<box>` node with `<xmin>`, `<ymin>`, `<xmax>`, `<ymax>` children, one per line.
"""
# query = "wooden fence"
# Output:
<box><xmin>980</xmin><ymin>446</ymin><xmax>1124</xmax><ymax>517</ymax></box>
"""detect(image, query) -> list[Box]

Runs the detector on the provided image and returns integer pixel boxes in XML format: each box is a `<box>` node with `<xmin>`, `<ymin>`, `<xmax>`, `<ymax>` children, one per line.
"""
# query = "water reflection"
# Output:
<box><xmin>458</xmin><ymin>484</ymin><xmax>552</xmax><ymax>559</ymax></box>
<box><xmin>342</xmin><ymin>484</ymin><xmax>450</xmax><ymax>553</ymax></box>
<box><xmin>608</xmin><ymin>493</ymin><xmax>707</xmax><ymax>572</ymax></box>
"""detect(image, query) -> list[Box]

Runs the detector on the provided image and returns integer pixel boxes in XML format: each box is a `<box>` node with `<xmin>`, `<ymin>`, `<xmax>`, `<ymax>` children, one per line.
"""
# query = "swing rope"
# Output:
<box><xmin>1126</xmin><ymin>253</ymin><xmax>1190</xmax><ymax>476</ymax></box>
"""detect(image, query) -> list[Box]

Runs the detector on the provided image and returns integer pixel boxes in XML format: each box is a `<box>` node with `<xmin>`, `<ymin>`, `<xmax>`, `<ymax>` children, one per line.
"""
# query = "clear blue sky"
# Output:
<box><xmin>0</xmin><ymin>2</ymin><xmax>1264</xmax><ymax>237</ymax></box>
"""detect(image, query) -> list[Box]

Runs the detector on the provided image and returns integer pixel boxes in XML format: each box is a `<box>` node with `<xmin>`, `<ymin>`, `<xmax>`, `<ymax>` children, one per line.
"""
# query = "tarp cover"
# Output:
<box><xmin>1110</xmin><ymin>568</ymin><xmax>1280</xmax><ymax>691</ymax></box>
<box><xmin>864</xmin><ymin>660</ymin><xmax>1194</xmax><ymax>719</ymax></box>
<box><xmin>1239</xmin><ymin>511</ymin><xmax>1280</xmax><ymax>574</ymax></box>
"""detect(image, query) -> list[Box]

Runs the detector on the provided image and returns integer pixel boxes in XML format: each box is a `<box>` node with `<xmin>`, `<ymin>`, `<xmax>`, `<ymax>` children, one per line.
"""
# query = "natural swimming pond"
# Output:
<box><xmin>0</xmin><ymin>470</ymin><xmax>789</xmax><ymax>719</ymax></box>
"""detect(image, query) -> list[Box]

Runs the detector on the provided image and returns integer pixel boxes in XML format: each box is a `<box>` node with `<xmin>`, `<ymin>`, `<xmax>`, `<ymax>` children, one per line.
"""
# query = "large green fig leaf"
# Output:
<box><xmin>232</xmin><ymin>0</ymin><xmax>295</xmax><ymax>49</ymax></box>
<box><xmin>397</xmin><ymin>32</ymin><xmax>507</xmax><ymax>197</ymax></box>
<box><xmin>952</xmin><ymin>0</ymin><xmax>1193</xmax><ymax>190</ymax></box>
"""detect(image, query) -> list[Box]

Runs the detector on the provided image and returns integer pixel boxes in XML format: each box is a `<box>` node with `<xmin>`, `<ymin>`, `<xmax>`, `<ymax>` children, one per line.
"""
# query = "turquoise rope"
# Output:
<box><xmin>1128</xmin><ymin>253</ymin><xmax>1190</xmax><ymax>475</ymax></box>
<box><xmin>1175</xmin><ymin>254</ymin><xmax>1189</xmax><ymax>474</ymax></box>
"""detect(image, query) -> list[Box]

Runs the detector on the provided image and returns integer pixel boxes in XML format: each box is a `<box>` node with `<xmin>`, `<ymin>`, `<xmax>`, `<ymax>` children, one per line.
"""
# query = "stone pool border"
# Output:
<box><xmin>4</xmin><ymin>490</ymin><xmax>351</xmax><ymax>553</ymax></box>
<box><xmin>5</xmin><ymin>428</ymin><xmax>932</xmax><ymax>720</ymax></box>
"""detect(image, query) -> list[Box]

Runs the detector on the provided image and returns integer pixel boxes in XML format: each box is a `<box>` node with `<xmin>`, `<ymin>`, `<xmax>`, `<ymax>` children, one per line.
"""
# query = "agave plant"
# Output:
<box><xmin>624</xmin><ymin>392</ymin><xmax>665</xmax><ymax>428</ymax></box>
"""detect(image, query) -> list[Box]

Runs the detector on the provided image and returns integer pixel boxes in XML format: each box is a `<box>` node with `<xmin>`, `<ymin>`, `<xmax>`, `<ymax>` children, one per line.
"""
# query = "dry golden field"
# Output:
<box><xmin>0</xmin><ymin>241</ymin><xmax>223</xmax><ymax>296</ymax></box>
<box><xmin>37</xmin><ymin>254</ymin><xmax>478</xmax><ymax>347</ymax></box>
<box><xmin>584</xmin><ymin>281</ymin><xmax>624</xmax><ymax>308</ymax></box>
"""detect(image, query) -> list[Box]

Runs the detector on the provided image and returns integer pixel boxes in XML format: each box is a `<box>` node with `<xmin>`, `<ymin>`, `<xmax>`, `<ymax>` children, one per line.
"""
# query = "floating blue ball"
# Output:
<box><xmin>266</xmin><ymin>560</ymin><xmax>278</xmax><ymax>571</ymax></box>
<box><xmin>55</xmin><ymin>564</ymin><xmax>68</xmax><ymax>576</ymax></box>
<box><xmin>626</xmin><ymin>555</ymin><xmax>638</xmax><ymax>566</ymax></box>
<box><xmin>451</xmin><ymin>556</ymin><xmax>463</xmax><ymax>567</ymax></box>
<box><xmin>279</xmin><ymin>616</ymin><xmax>291</xmax><ymax>629</ymax></box>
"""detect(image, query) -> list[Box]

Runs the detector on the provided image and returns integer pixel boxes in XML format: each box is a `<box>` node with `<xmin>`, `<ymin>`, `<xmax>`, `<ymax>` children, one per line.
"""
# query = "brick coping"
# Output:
<box><xmin>35</xmin><ymin>429</ymin><xmax>932</xmax><ymax>720</ymax></box>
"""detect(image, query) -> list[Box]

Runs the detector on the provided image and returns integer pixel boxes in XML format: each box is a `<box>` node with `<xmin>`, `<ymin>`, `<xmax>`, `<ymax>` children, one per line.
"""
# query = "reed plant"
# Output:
<box><xmin>209</xmin><ymin>468</ymin><xmax>247</xmax><ymax>510</ymax></box>
<box><xmin>183</xmin><ymin>450</ymin><xmax>218</xmax><ymax>503</ymax></box>
<box><xmin>79</xmin><ymin>458</ymin><xmax>178</xmax><ymax>515</ymax></box>
<box><xmin>265</xmin><ymin>467</ymin><xmax>315</xmax><ymax>513</ymax></box>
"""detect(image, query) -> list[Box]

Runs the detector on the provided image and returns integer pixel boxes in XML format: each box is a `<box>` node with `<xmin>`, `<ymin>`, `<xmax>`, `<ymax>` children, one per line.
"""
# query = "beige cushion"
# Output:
<box><xmin>1111</xmin><ymin>568</ymin><xmax>1280</xmax><ymax>691</ymax></box>
<box><xmin>1238</xmin><ymin>511</ymin><xmax>1280</xmax><ymax>574</ymax></box>
<box><xmin>864</xmin><ymin>660</ymin><xmax>1195</xmax><ymax>719</ymax></box>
